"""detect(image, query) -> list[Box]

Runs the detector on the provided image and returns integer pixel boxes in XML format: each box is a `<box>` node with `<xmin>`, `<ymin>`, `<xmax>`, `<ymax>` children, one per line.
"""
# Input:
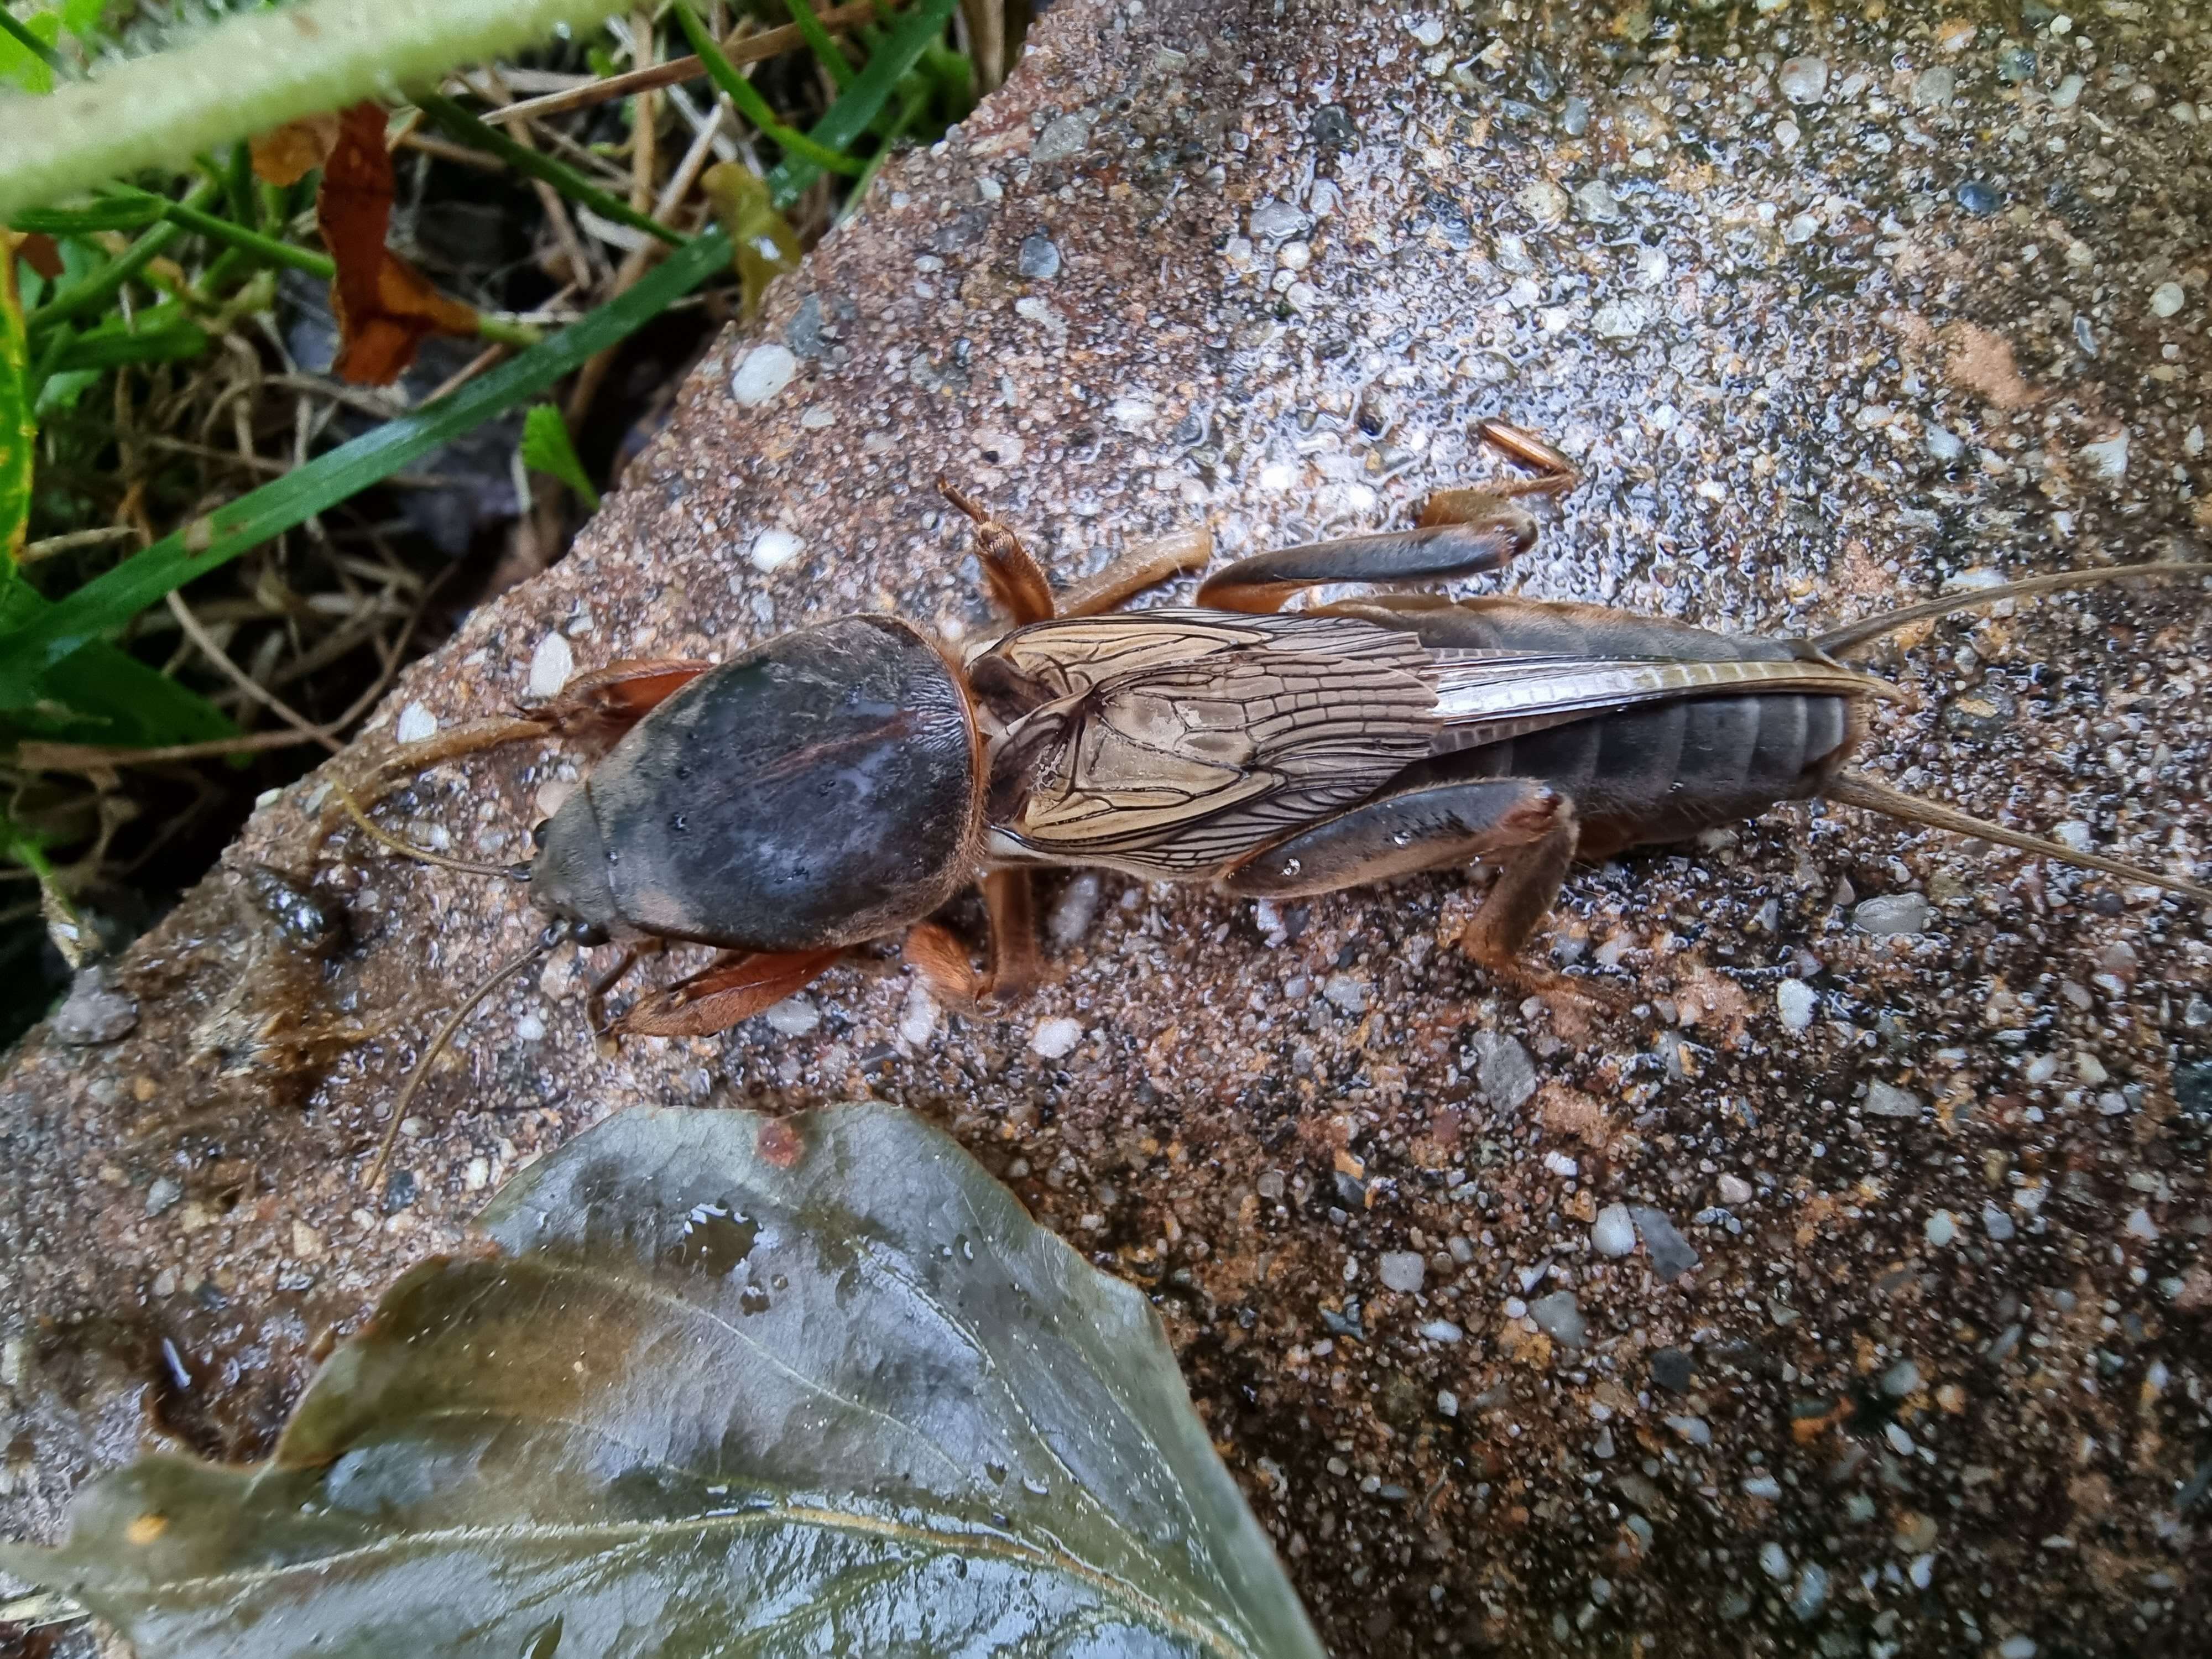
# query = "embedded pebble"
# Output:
<box><xmin>897</xmin><ymin>980</ymin><xmax>940</xmax><ymax>1047</ymax></box>
<box><xmin>526</xmin><ymin>630</ymin><xmax>573</xmax><ymax>699</ymax></box>
<box><xmin>1572</xmin><ymin>179</ymin><xmax>1620</xmax><ymax>222</ymax></box>
<box><xmin>1999</xmin><ymin>1637</ymin><xmax>2037</xmax><ymax>1659</ymax></box>
<box><xmin>2125</xmin><ymin>1208</ymin><xmax>2158</xmax><ymax>1241</ymax></box>
<box><xmin>749</xmin><ymin>528</ymin><xmax>805</xmax><ymax>572</ymax></box>
<box><xmin>1591</xmin><ymin>299</ymin><xmax>1649</xmax><ymax>340</ymax></box>
<box><xmin>144</xmin><ymin>1177</ymin><xmax>181</xmax><ymax>1218</ymax></box>
<box><xmin>1249</xmin><ymin>200</ymin><xmax>1311</xmax><ymax>242</ymax></box>
<box><xmin>1471</xmin><ymin>1031</ymin><xmax>1537</xmax><ymax>1110</ymax></box>
<box><xmin>1630</xmin><ymin>1206</ymin><xmax>1699</xmax><ymax>1279</ymax></box>
<box><xmin>1017</xmin><ymin>233</ymin><xmax>1062</xmax><ymax>280</ymax></box>
<box><xmin>1663</xmin><ymin>1414</ymin><xmax>1711</xmax><ymax>1446</ymax></box>
<box><xmin>1854</xmin><ymin>893</ymin><xmax>1932</xmax><ymax>935</ymax></box>
<box><xmin>761</xmin><ymin>997</ymin><xmax>820</xmax><ymax>1037</ymax></box>
<box><xmin>1777</xmin><ymin>56</ymin><xmax>1828</xmax><ymax>102</ymax></box>
<box><xmin>1031</xmin><ymin>1017</ymin><xmax>1083</xmax><ymax>1059</ymax></box>
<box><xmin>395</xmin><ymin>702</ymin><xmax>437</xmax><ymax>744</ymax></box>
<box><xmin>1592</xmin><ymin>1206</ymin><xmax>1637</xmax><ymax>1257</ymax></box>
<box><xmin>1047</xmin><ymin>873</ymin><xmax>1102</xmax><ymax>947</ymax></box>
<box><xmin>1911</xmin><ymin>66</ymin><xmax>1955</xmax><ymax>108</ymax></box>
<box><xmin>1515</xmin><ymin>179</ymin><xmax>1569</xmax><ymax>225</ymax></box>
<box><xmin>1378</xmin><ymin>1251</ymin><xmax>1426</xmax><ymax>1293</ymax></box>
<box><xmin>1436</xmin><ymin>1389</ymin><xmax>1458</xmax><ymax>1417</ymax></box>
<box><xmin>1718</xmin><ymin>1174</ymin><xmax>1755</xmax><ymax>1207</ymax></box>
<box><xmin>53</xmin><ymin>967</ymin><xmax>137</xmax><ymax>1045</ymax></box>
<box><xmin>1983</xmin><ymin>1204</ymin><xmax>2016</xmax><ymax>1242</ymax></box>
<box><xmin>1789</xmin><ymin>1562</ymin><xmax>1829</xmax><ymax>1621</ymax></box>
<box><xmin>1744</xmin><ymin>1474</ymin><xmax>1782</xmax><ymax>1499</ymax></box>
<box><xmin>730</xmin><ymin>343</ymin><xmax>799</xmax><ymax>406</ymax></box>
<box><xmin>1030</xmin><ymin>112</ymin><xmax>1092</xmax><ymax>165</ymax></box>
<box><xmin>1865</xmin><ymin>1082</ymin><xmax>1923</xmax><ymax>1120</ymax></box>
<box><xmin>1775</xmin><ymin>979</ymin><xmax>1817</xmax><ymax>1030</ymax></box>
<box><xmin>1759</xmin><ymin>1541</ymin><xmax>1792</xmax><ymax>1582</ymax></box>
<box><xmin>1909</xmin><ymin>1554</ymin><xmax>1936</xmax><ymax>1590</ymax></box>
<box><xmin>1955</xmin><ymin>180</ymin><xmax>1999</xmax><ymax>215</ymax></box>
<box><xmin>1528</xmin><ymin>1290</ymin><xmax>1585</xmax><ymax>1345</ymax></box>
<box><xmin>2079</xmin><ymin>433</ymin><xmax>2129</xmax><ymax>480</ymax></box>
<box><xmin>1419</xmin><ymin>1319</ymin><xmax>1463</xmax><ymax>1344</ymax></box>
<box><xmin>1881</xmin><ymin>1359</ymin><xmax>1921</xmax><ymax>1397</ymax></box>
<box><xmin>2150</xmin><ymin>280</ymin><xmax>2186</xmax><ymax>319</ymax></box>
<box><xmin>1323</xmin><ymin>973</ymin><xmax>1369</xmax><ymax>1016</ymax></box>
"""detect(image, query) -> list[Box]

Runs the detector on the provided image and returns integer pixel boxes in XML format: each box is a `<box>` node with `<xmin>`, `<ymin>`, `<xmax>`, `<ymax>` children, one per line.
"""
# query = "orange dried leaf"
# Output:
<box><xmin>251</xmin><ymin>113</ymin><xmax>341</xmax><ymax>186</ymax></box>
<box><xmin>316</xmin><ymin>102</ymin><xmax>478</xmax><ymax>385</ymax></box>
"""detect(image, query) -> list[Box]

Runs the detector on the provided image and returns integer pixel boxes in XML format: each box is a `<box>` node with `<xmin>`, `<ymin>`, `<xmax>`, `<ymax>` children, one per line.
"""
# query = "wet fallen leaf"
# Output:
<box><xmin>1</xmin><ymin>1104</ymin><xmax>1322</xmax><ymax>1658</ymax></box>
<box><xmin>319</xmin><ymin>102</ymin><xmax>478</xmax><ymax>385</ymax></box>
<box><xmin>248</xmin><ymin>112</ymin><xmax>341</xmax><ymax>186</ymax></box>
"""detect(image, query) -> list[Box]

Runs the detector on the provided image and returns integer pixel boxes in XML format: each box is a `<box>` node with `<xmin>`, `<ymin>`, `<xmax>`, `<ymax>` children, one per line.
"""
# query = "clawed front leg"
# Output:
<box><xmin>901</xmin><ymin>870</ymin><xmax>1041</xmax><ymax>1011</ymax></box>
<box><xmin>607</xmin><ymin>946</ymin><xmax>843</xmax><ymax>1039</ymax></box>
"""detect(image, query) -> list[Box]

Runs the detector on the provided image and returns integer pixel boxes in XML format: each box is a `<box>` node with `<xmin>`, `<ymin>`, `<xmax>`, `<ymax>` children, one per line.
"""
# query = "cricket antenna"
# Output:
<box><xmin>1813</xmin><ymin>562</ymin><xmax>2210</xmax><ymax>658</ymax></box>
<box><xmin>328</xmin><ymin>778</ymin><xmax>531</xmax><ymax>880</ymax></box>
<box><xmin>1823</xmin><ymin>771</ymin><xmax>2212</xmax><ymax>905</ymax></box>
<box><xmin>364</xmin><ymin>932</ymin><xmax>558</xmax><ymax>1196</ymax></box>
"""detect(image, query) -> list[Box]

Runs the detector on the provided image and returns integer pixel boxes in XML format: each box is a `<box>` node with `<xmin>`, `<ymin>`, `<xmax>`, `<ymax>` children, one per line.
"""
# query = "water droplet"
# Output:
<box><xmin>1282</xmin><ymin>858</ymin><xmax>1301</xmax><ymax>875</ymax></box>
<box><xmin>669</xmin><ymin>1203</ymin><xmax>757</xmax><ymax>1276</ymax></box>
<box><xmin>984</xmin><ymin>1461</ymin><xmax>1008</xmax><ymax>1484</ymax></box>
<box><xmin>1391</xmin><ymin>831</ymin><xmax>1411</xmax><ymax>847</ymax></box>
<box><xmin>1022</xmin><ymin>1475</ymin><xmax>1050</xmax><ymax>1496</ymax></box>
<box><xmin>522</xmin><ymin>1615</ymin><xmax>564</xmax><ymax>1658</ymax></box>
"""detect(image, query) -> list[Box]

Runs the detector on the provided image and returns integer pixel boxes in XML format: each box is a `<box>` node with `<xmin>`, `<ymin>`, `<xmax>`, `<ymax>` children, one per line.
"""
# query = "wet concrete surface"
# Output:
<box><xmin>6</xmin><ymin>0</ymin><xmax>2212</xmax><ymax>1652</ymax></box>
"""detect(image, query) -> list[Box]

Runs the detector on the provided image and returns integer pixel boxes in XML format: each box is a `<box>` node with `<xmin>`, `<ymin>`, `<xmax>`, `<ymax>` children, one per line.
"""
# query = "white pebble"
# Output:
<box><xmin>1378</xmin><ymin>1251</ymin><xmax>1426</xmax><ymax>1293</ymax></box>
<box><xmin>2125</xmin><ymin>1207</ymin><xmax>2158</xmax><ymax>1241</ymax></box>
<box><xmin>762</xmin><ymin>997</ymin><xmax>820</xmax><ymax>1036</ymax></box>
<box><xmin>1743</xmin><ymin>1474</ymin><xmax>1782</xmax><ymax>1499</ymax></box>
<box><xmin>2150</xmin><ymin>280</ymin><xmax>2186</xmax><ymax>319</ymax></box>
<box><xmin>1760</xmin><ymin>1541</ymin><xmax>1793</xmax><ymax>1582</ymax></box>
<box><xmin>2078</xmin><ymin>432</ymin><xmax>2129</xmax><ymax>480</ymax></box>
<box><xmin>1592</xmin><ymin>1204</ymin><xmax>1637</xmax><ymax>1258</ymax></box>
<box><xmin>898</xmin><ymin>979</ymin><xmax>940</xmax><ymax>1047</ymax></box>
<box><xmin>750</xmin><ymin>528</ymin><xmax>805</xmax><ymax>572</ymax></box>
<box><xmin>1924</xmin><ymin>1209</ymin><xmax>1958</xmax><ymax>1247</ymax></box>
<box><xmin>1031</xmin><ymin>1016</ymin><xmax>1083</xmax><ymax>1059</ymax></box>
<box><xmin>527</xmin><ymin>630</ymin><xmax>573</xmax><ymax>699</ymax></box>
<box><xmin>1778</xmin><ymin>56</ymin><xmax>1829</xmax><ymax>102</ymax></box>
<box><xmin>730</xmin><ymin>343</ymin><xmax>799</xmax><ymax>406</ymax></box>
<box><xmin>1542</xmin><ymin>1150</ymin><xmax>1579</xmax><ymax>1177</ymax></box>
<box><xmin>1718</xmin><ymin>1174</ymin><xmax>1754</xmax><ymax>1207</ymax></box>
<box><xmin>1047</xmin><ymin>872</ymin><xmax>1102</xmax><ymax>947</ymax></box>
<box><xmin>1776</xmin><ymin>978</ymin><xmax>1817</xmax><ymax>1031</ymax></box>
<box><xmin>1419</xmin><ymin>1319</ymin><xmax>1463</xmax><ymax>1344</ymax></box>
<box><xmin>1436</xmin><ymin>1389</ymin><xmax>1458</xmax><ymax>1417</ymax></box>
<box><xmin>1865</xmin><ymin>1081</ymin><xmax>1924</xmax><ymax>1120</ymax></box>
<box><xmin>1885</xmin><ymin>1422</ymin><xmax>1916</xmax><ymax>1456</ymax></box>
<box><xmin>1999</xmin><ymin>1639</ymin><xmax>2037</xmax><ymax>1659</ymax></box>
<box><xmin>1909</xmin><ymin>1553</ymin><xmax>1935</xmax><ymax>1590</ymax></box>
<box><xmin>395</xmin><ymin>702</ymin><xmax>437</xmax><ymax>744</ymax></box>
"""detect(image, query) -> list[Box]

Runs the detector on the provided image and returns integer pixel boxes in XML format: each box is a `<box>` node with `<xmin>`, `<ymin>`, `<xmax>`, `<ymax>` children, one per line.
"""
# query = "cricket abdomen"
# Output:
<box><xmin>1459</xmin><ymin>691</ymin><xmax>1857</xmax><ymax>858</ymax></box>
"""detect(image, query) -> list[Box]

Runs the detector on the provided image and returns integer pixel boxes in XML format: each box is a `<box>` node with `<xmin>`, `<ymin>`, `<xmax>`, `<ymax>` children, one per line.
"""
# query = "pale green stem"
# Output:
<box><xmin>0</xmin><ymin>0</ymin><xmax>641</xmax><ymax>220</ymax></box>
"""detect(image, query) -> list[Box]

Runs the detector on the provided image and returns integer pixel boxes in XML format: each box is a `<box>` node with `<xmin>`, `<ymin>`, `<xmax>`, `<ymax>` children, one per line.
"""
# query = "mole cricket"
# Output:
<box><xmin>325</xmin><ymin>421</ymin><xmax>2209</xmax><ymax>1175</ymax></box>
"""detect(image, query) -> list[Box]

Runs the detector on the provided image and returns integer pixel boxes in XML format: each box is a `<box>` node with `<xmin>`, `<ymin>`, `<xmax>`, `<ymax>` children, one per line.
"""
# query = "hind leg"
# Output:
<box><xmin>1223</xmin><ymin>776</ymin><xmax>1621</xmax><ymax>1009</ymax></box>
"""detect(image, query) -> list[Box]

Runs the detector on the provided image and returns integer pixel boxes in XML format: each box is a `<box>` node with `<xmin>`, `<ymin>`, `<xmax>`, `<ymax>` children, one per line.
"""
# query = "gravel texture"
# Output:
<box><xmin>6</xmin><ymin>1</ymin><xmax>2212</xmax><ymax>1654</ymax></box>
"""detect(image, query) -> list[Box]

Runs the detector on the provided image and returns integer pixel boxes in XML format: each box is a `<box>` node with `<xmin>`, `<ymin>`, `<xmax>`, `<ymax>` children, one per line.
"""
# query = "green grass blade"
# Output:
<box><xmin>765</xmin><ymin>0</ymin><xmax>956</xmax><ymax>205</ymax></box>
<box><xmin>25</xmin><ymin>180</ymin><xmax>218</xmax><ymax>338</ymax></box>
<box><xmin>782</xmin><ymin>0</ymin><xmax>857</xmax><ymax>90</ymax></box>
<box><xmin>416</xmin><ymin>92</ymin><xmax>685</xmax><ymax>248</ymax></box>
<box><xmin>1</xmin><ymin>241</ymin><xmax>32</xmax><ymax>562</ymax></box>
<box><xmin>0</xmin><ymin>9</ymin><xmax>66</xmax><ymax>82</ymax></box>
<box><xmin>672</xmin><ymin>2</ymin><xmax>863</xmax><ymax>178</ymax></box>
<box><xmin>0</xmin><ymin>228</ymin><xmax>733</xmax><ymax>705</ymax></box>
<box><xmin>143</xmin><ymin>193</ymin><xmax>335</xmax><ymax>280</ymax></box>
